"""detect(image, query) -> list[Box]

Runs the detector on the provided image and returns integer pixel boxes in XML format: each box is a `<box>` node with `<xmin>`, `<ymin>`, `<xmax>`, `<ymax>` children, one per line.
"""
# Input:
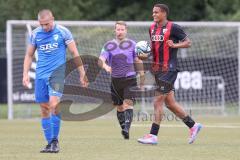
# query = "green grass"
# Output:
<box><xmin>1</xmin><ymin>102</ymin><xmax>239</xmax><ymax>119</ymax></box>
<box><xmin>0</xmin><ymin>117</ymin><xmax>240</xmax><ymax>160</ymax></box>
<box><xmin>0</xmin><ymin>104</ymin><xmax>40</xmax><ymax>119</ymax></box>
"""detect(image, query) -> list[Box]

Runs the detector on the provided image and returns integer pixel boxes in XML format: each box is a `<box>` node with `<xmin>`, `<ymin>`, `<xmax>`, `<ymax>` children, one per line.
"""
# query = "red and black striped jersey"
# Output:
<box><xmin>149</xmin><ymin>21</ymin><xmax>187</xmax><ymax>72</ymax></box>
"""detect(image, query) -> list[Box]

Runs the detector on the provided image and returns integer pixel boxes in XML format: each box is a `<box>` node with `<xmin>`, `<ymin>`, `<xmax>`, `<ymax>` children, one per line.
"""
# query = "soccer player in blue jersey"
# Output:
<box><xmin>99</xmin><ymin>21</ymin><xmax>145</xmax><ymax>139</ymax></box>
<box><xmin>22</xmin><ymin>9</ymin><xmax>88</xmax><ymax>153</ymax></box>
<box><xmin>137</xmin><ymin>4</ymin><xmax>202</xmax><ymax>145</ymax></box>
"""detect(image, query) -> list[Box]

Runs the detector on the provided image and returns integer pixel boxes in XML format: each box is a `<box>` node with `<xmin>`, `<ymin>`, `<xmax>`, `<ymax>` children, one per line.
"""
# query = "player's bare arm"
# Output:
<box><xmin>134</xmin><ymin>57</ymin><xmax>145</xmax><ymax>87</ymax></box>
<box><xmin>166</xmin><ymin>37</ymin><xmax>191</xmax><ymax>48</ymax></box>
<box><xmin>67</xmin><ymin>41</ymin><xmax>89</xmax><ymax>87</ymax></box>
<box><xmin>22</xmin><ymin>44</ymin><xmax>35</xmax><ymax>88</ymax></box>
<box><xmin>98</xmin><ymin>56</ymin><xmax>112</xmax><ymax>73</ymax></box>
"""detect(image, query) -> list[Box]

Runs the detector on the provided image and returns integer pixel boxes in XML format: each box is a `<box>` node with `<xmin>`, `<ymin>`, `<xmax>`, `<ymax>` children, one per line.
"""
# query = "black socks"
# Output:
<box><xmin>150</xmin><ymin>123</ymin><xmax>160</xmax><ymax>136</ymax></box>
<box><xmin>117</xmin><ymin>109</ymin><xmax>133</xmax><ymax>131</ymax></box>
<box><xmin>124</xmin><ymin>109</ymin><xmax>133</xmax><ymax>131</ymax></box>
<box><xmin>182</xmin><ymin>115</ymin><xmax>195</xmax><ymax>129</ymax></box>
<box><xmin>117</xmin><ymin>111</ymin><xmax>125</xmax><ymax>129</ymax></box>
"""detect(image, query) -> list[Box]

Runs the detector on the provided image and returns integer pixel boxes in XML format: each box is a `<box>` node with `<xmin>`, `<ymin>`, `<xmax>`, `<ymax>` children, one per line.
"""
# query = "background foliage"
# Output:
<box><xmin>0</xmin><ymin>0</ymin><xmax>240</xmax><ymax>31</ymax></box>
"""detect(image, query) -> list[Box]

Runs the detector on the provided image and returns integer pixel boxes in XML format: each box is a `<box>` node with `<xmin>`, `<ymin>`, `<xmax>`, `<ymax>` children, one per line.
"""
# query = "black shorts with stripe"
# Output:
<box><xmin>154</xmin><ymin>71</ymin><xmax>178</xmax><ymax>94</ymax></box>
<box><xmin>111</xmin><ymin>76</ymin><xmax>137</xmax><ymax>106</ymax></box>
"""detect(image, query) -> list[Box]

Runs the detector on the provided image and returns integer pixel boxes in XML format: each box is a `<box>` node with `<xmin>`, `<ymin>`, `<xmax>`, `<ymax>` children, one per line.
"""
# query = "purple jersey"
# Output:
<box><xmin>100</xmin><ymin>39</ymin><xmax>137</xmax><ymax>78</ymax></box>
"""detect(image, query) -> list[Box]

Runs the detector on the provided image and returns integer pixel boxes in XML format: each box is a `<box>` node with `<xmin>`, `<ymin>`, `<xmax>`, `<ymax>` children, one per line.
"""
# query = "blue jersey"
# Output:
<box><xmin>29</xmin><ymin>24</ymin><xmax>73</xmax><ymax>79</ymax></box>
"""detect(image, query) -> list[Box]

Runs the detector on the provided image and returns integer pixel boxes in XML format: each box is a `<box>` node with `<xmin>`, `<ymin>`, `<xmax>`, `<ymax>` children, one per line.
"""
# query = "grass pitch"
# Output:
<box><xmin>0</xmin><ymin>116</ymin><xmax>240</xmax><ymax>160</ymax></box>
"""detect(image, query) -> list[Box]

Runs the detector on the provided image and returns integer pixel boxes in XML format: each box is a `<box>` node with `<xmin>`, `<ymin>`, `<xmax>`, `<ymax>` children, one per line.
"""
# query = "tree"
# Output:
<box><xmin>1</xmin><ymin>0</ymin><xmax>240</xmax><ymax>32</ymax></box>
<box><xmin>204</xmin><ymin>0</ymin><xmax>240</xmax><ymax>20</ymax></box>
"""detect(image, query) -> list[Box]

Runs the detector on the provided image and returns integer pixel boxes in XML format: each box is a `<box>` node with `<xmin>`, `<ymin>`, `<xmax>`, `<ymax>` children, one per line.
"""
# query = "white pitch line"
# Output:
<box><xmin>132</xmin><ymin>124</ymin><xmax>240</xmax><ymax>129</ymax></box>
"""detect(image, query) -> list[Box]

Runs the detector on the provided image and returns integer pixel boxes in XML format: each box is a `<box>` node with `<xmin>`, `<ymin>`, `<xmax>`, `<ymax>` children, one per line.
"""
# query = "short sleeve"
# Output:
<box><xmin>58</xmin><ymin>25</ymin><xmax>74</xmax><ymax>45</ymax></box>
<box><xmin>100</xmin><ymin>44</ymin><xmax>110</xmax><ymax>61</ymax></box>
<box><xmin>171</xmin><ymin>23</ymin><xmax>187</xmax><ymax>41</ymax></box>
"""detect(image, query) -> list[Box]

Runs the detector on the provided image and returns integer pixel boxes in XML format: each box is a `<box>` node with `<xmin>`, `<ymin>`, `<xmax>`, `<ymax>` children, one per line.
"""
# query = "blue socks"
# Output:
<box><xmin>41</xmin><ymin>114</ymin><xmax>61</xmax><ymax>144</ymax></box>
<box><xmin>41</xmin><ymin>117</ymin><xmax>53</xmax><ymax>144</ymax></box>
<box><xmin>51</xmin><ymin>114</ymin><xmax>61</xmax><ymax>140</ymax></box>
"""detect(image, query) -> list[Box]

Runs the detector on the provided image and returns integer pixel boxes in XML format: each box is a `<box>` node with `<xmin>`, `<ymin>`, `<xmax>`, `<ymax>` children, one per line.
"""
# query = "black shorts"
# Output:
<box><xmin>111</xmin><ymin>76</ymin><xmax>137</xmax><ymax>106</ymax></box>
<box><xmin>155</xmin><ymin>71</ymin><xmax>178</xmax><ymax>94</ymax></box>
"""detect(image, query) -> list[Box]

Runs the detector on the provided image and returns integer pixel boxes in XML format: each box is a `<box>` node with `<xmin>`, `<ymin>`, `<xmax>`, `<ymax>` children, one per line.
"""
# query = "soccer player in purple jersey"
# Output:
<box><xmin>22</xmin><ymin>9</ymin><xmax>88</xmax><ymax>153</ymax></box>
<box><xmin>99</xmin><ymin>21</ymin><xmax>144</xmax><ymax>139</ymax></box>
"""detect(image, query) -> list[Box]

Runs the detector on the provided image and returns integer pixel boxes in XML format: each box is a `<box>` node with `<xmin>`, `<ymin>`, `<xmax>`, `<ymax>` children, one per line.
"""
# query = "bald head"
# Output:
<box><xmin>38</xmin><ymin>9</ymin><xmax>54</xmax><ymax>20</ymax></box>
<box><xmin>38</xmin><ymin>9</ymin><xmax>55</xmax><ymax>32</ymax></box>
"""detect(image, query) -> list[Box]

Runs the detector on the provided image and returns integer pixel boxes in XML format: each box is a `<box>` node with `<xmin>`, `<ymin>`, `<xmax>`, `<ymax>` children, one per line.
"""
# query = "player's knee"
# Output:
<box><xmin>40</xmin><ymin>104</ymin><xmax>50</xmax><ymax>117</ymax></box>
<box><xmin>49</xmin><ymin>101</ymin><xmax>60</xmax><ymax>114</ymax></box>
<box><xmin>116</xmin><ymin>105</ymin><xmax>124</xmax><ymax>112</ymax></box>
<box><xmin>123</xmin><ymin>99</ymin><xmax>133</xmax><ymax>106</ymax></box>
<box><xmin>49</xmin><ymin>100</ymin><xmax>59</xmax><ymax>109</ymax></box>
<box><xmin>165</xmin><ymin>98</ymin><xmax>177</xmax><ymax>109</ymax></box>
<box><xmin>123</xmin><ymin>99</ymin><xmax>134</xmax><ymax>109</ymax></box>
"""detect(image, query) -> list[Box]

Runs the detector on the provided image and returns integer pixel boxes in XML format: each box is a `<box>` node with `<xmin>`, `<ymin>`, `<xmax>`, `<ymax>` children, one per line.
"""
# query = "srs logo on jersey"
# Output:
<box><xmin>39</xmin><ymin>43</ymin><xmax>59</xmax><ymax>52</ymax></box>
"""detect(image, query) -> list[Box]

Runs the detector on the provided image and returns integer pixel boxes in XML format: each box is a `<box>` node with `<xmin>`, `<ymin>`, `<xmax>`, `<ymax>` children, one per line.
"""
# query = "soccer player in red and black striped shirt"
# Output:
<box><xmin>138</xmin><ymin>4</ymin><xmax>202</xmax><ymax>145</ymax></box>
